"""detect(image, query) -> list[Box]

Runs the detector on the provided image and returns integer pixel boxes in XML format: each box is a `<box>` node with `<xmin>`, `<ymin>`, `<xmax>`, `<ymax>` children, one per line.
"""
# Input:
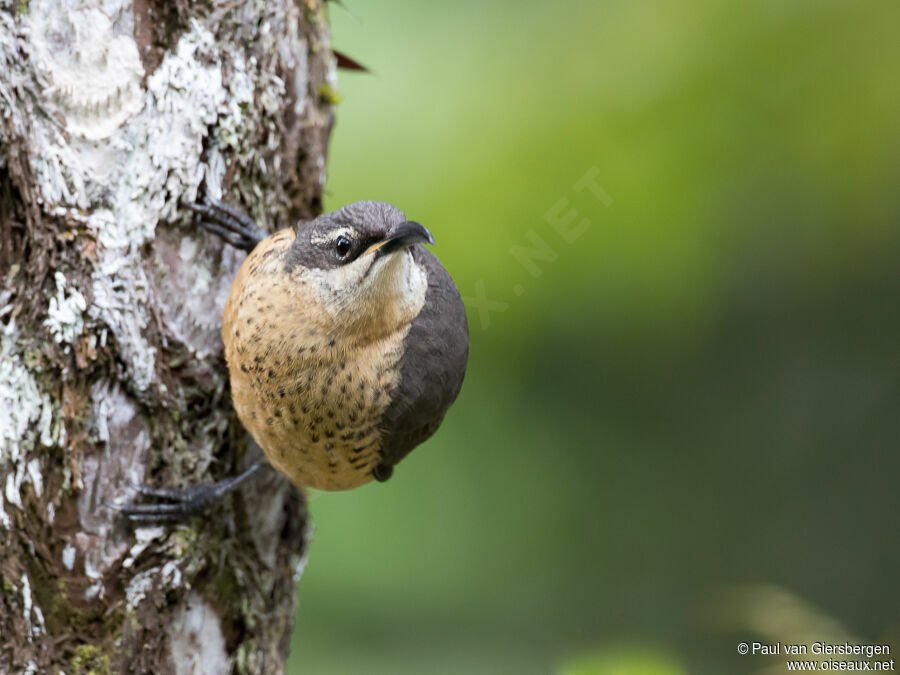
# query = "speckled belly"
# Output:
<box><xmin>228</xmin><ymin>337</ymin><xmax>407</xmax><ymax>490</ymax></box>
<box><xmin>219</xmin><ymin>230</ymin><xmax>415</xmax><ymax>490</ymax></box>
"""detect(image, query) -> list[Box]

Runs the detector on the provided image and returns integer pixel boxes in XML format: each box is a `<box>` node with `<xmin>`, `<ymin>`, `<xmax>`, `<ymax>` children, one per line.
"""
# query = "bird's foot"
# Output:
<box><xmin>104</xmin><ymin>462</ymin><xmax>266</xmax><ymax>525</ymax></box>
<box><xmin>186</xmin><ymin>198</ymin><xmax>267</xmax><ymax>252</ymax></box>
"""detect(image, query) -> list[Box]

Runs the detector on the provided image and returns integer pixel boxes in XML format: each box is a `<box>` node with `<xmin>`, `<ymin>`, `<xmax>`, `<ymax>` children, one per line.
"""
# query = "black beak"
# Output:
<box><xmin>365</xmin><ymin>221</ymin><xmax>435</xmax><ymax>257</ymax></box>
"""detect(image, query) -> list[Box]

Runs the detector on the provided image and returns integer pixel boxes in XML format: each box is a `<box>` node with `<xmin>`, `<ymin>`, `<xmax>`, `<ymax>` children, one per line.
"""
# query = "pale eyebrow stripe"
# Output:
<box><xmin>310</xmin><ymin>226</ymin><xmax>358</xmax><ymax>245</ymax></box>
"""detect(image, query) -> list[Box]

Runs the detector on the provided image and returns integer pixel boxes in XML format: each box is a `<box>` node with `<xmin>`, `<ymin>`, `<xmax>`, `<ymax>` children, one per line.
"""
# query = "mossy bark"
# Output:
<box><xmin>0</xmin><ymin>0</ymin><xmax>335</xmax><ymax>671</ymax></box>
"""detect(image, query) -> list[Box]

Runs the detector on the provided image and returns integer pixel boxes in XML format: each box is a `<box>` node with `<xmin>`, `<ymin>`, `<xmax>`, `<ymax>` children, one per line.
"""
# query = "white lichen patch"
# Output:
<box><xmin>21</xmin><ymin>573</ymin><xmax>46</xmax><ymax>641</ymax></box>
<box><xmin>0</xmin><ymin>362</ymin><xmax>43</xmax><ymax>467</ymax></box>
<box><xmin>153</xmin><ymin>230</ymin><xmax>241</xmax><ymax>360</ymax></box>
<box><xmin>38</xmin><ymin>396</ymin><xmax>54</xmax><ymax>447</ymax></box>
<box><xmin>126</xmin><ymin>558</ymin><xmax>184</xmax><ymax>611</ymax></box>
<box><xmin>81</xmin><ymin>20</ymin><xmax>232</xmax><ymax>390</ymax></box>
<box><xmin>74</xmin><ymin>380</ymin><xmax>150</xmax><ymax>588</ymax></box>
<box><xmin>178</xmin><ymin>237</ymin><xmax>212</xmax><ymax>296</ymax></box>
<box><xmin>0</xmin><ymin>317</ymin><xmax>55</xmax><ymax>518</ymax></box>
<box><xmin>169</xmin><ymin>592</ymin><xmax>228</xmax><ymax>675</ymax></box>
<box><xmin>0</xmin><ymin>492</ymin><xmax>10</xmax><ymax>530</ymax></box>
<box><xmin>0</xmin><ymin>320</ymin><xmax>43</xmax><ymax>463</ymax></box>
<box><xmin>62</xmin><ymin>542</ymin><xmax>77</xmax><ymax>570</ymax></box>
<box><xmin>124</xmin><ymin>570</ymin><xmax>155</xmax><ymax>609</ymax></box>
<box><xmin>4</xmin><ymin>472</ymin><xmax>22</xmax><ymax>510</ymax></box>
<box><xmin>122</xmin><ymin>525</ymin><xmax>165</xmax><ymax>568</ymax></box>
<box><xmin>140</xmin><ymin>22</ymin><xmax>226</xmax><ymax>220</ymax></box>
<box><xmin>21</xmin><ymin>574</ymin><xmax>32</xmax><ymax>640</ymax></box>
<box><xmin>28</xmin><ymin>3</ymin><xmax>144</xmax><ymax>142</ymax></box>
<box><xmin>215</xmin><ymin>49</ymin><xmax>256</xmax><ymax>153</ymax></box>
<box><xmin>24</xmin><ymin>1</ymin><xmax>144</xmax><ymax>209</ymax></box>
<box><xmin>86</xmin><ymin>208</ymin><xmax>157</xmax><ymax>391</ymax></box>
<box><xmin>43</xmin><ymin>272</ymin><xmax>87</xmax><ymax>345</ymax></box>
<box><xmin>25</xmin><ymin>458</ymin><xmax>43</xmax><ymax>498</ymax></box>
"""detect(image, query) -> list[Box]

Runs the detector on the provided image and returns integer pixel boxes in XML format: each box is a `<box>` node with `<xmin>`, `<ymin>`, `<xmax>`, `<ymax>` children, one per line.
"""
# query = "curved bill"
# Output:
<box><xmin>363</xmin><ymin>221</ymin><xmax>435</xmax><ymax>257</ymax></box>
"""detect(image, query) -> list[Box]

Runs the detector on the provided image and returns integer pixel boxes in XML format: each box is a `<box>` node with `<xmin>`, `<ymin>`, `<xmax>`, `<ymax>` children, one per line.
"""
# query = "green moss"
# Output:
<box><xmin>212</xmin><ymin>571</ymin><xmax>239</xmax><ymax>604</ymax></box>
<box><xmin>42</xmin><ymin>578</ymin><xmax>80</xmax><ymax>630</ymax></box>
<box><xmin>52</xmin><ymin>413</ymin><xmax>64</xmax><ymax>445</ymax></box>
<box><xmin>235</xmin><ymin>640</ymin><xmax>257</xmax><ymax>675</ymax></box>
<box><xmin>125</xmin><ymin>607</ymin><xmax>141</xmax><ymax>632</ymax></box>
<box><xmin>317</xmin><ymin>83</ymin><xmax>342</xmax><ymax>105</ymax></box>
<box><xmin>2</xmin><ymin>577</ymin><xmax>14</xmax><ymax>594</ymax></box>
<box><xmin>15</xmin><ymin>0</ymin><xmax>28</xmax><ymax>14</ymax></box>
<box><xmin>241</xmin><ymin>598</ymin><xmax>256</xmax><ymax>630</ymax></box>
<box><xmin>168</xmin><ymin>527</ymin><xmax>197</xmax><ymax>558</ymax></box>
<box><xmin>23</xmin><ymin>349</ymin><xmax>43</xmax><ymax>370</ymax></box>
<box><xmin>168</xmin><ymin>352</ymin><xmax>189</xmax><ymax>368</ymax></box>
<box><xmin>71</xmin><ymin>644</ymin><xmax>111</xmax><ymax>675</ymax></box>
<box><xmin>27</xmin><ymin>566</ymin><xmax>111</xmax><ymax>637</ymax></box>
<box><xmin>21</xmin><ymin>557</ymin><xmax>122</xmax><ymax>670</ymax></box>
<box><xmin>303</xmin><ymin>2</ymin><xmax>327</xmax><ymax>27</ymax></box>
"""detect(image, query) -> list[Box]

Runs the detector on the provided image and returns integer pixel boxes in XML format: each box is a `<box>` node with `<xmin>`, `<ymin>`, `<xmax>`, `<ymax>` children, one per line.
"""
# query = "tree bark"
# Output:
<box><xmin>0</xmin><ymin>0</ymin><xmax>335</xmax><ymax>671</ymax></box>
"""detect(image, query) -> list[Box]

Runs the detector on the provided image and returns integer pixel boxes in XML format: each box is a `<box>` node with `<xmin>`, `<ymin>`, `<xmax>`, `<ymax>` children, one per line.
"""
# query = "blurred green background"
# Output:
<box><xmin>288</xmin><ymin>1</ymin><xmax>900</xmax><ymax>673</ymax></box>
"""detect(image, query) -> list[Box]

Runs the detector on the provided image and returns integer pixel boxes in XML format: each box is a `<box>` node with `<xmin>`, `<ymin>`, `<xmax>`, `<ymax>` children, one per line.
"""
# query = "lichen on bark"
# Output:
<box><xmin>0</xmin><ymin>0</ymin><xmax>336</xmax><ymax>671</ymax></box>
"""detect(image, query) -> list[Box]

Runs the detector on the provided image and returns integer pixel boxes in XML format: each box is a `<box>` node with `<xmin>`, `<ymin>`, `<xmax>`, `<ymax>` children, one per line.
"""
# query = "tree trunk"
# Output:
<box><xmin>0</xmin><ymin>0</ymin><xmax>335</xmax><ymax>671</ymax></box>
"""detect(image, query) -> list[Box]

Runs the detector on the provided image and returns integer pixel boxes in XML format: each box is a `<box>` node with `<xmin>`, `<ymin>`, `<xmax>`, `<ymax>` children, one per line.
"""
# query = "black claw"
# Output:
<box><xmin>105</xmin><ymin>499</ymin><xmax>207</xmax><ymax>521</ymax></box>
<box><xmin>187</xmin><ymin>198</ymin><xmax>267</xmax><ymax>252</ymax></box>
<box><xmin>125</xmin><ymin>479</ymin><xmax>195</xmax><ymax>502</ymax></box>
<box><xmin>197</xmin><ymin>220</ymin><xmax>253</xmax><ymax>250</ymax></box>
<box><xmin>106</xmin><ymin>463</ymin><xmax>266</xmax><ymax>525</ymax></box>
<box><xmin>120</xmin><ymin>512</ymin><xmax>189</xmax><ymax>525</ymax></box>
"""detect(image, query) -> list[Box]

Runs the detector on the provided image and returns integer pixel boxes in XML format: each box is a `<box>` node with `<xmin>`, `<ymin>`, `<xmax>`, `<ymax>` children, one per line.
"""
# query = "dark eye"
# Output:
<box><xmin>335</xmin><ymin>235</ymin><xmax>352</xmax><ymax>258</ymax></box>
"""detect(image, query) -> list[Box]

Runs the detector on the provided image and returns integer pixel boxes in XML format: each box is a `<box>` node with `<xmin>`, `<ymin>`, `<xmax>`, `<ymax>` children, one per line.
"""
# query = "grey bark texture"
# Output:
<box><xmin>0</xmin><ymin>0</ymin><xmax>336</xmax><ymax>671</ymax></box>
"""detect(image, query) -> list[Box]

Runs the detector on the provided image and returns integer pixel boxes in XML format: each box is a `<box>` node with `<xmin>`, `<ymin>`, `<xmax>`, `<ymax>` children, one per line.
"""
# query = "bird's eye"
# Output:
<box><xmin>335</xmin><ymin>235</ymin><xmax>352</xmax><ymax>258</ymax></box>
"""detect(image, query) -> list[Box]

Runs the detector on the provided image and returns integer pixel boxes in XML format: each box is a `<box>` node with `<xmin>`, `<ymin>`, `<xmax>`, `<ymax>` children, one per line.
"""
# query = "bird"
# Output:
<box><xmin>110</xmin><ymin>198</ymin><xmax>468</xmax><ymax>521</ymax></box>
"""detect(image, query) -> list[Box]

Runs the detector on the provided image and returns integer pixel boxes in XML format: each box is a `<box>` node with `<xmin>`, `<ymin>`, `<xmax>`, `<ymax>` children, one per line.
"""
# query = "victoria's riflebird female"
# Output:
<box><xmin>212</xmin><ymin>198</ymin><xmax>469</xmax><ymax>489</ymax></box>
<box><xmin>111</xmin><ymin>199</ymin><xmax>468</xmax><ymax>521</ymax></box>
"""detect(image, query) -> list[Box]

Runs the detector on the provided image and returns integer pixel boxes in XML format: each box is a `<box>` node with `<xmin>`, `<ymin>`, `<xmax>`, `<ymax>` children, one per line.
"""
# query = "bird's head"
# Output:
<box><xmin>285</xmin><ymin>201</ymin><xmax>433</xmax><ymax>341</ymax></box>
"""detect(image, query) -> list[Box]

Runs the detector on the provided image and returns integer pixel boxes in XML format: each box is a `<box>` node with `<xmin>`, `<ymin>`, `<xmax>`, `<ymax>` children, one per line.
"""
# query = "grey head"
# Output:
<box><xmin>285</xmin><ymin>201</ymin><xmax>434</xmax><ymax>272</ymax></box>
